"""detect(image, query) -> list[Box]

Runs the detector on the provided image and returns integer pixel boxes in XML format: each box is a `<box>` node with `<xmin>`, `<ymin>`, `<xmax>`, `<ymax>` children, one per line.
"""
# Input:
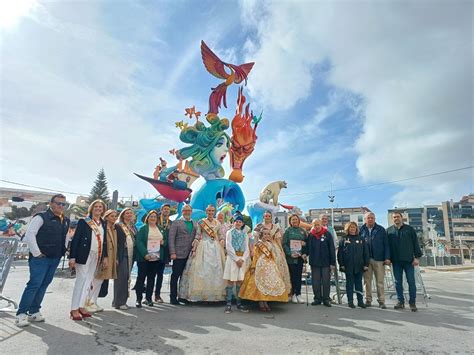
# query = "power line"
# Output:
<box><xmin>0</xmin><ymin>179</ymin><xmax>88</xmax><ymax>196</ymax></box>
<box><xmin>246</xmin><ymin>165</ymin><xmax>474</xmax><ymax>201</ymax></box>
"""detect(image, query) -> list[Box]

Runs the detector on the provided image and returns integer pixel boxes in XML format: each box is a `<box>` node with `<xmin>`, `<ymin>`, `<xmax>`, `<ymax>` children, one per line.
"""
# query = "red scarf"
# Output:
<box><xmin>311</xmin><ymin>226</ymin><xmax>327</xmax><ymax>240</ymax></box>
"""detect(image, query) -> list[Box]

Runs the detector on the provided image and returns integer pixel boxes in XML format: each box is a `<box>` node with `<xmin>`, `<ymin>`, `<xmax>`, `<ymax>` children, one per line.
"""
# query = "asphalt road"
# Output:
<box><xmin>1</xmin><ymin>263</ymin><xmax>473</xmax><ymax>354</ymax></box>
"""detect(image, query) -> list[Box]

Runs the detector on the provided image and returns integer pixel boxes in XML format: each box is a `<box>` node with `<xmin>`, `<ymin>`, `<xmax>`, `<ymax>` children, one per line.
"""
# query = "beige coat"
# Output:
<box><xmin>96</xmin><ymin>225</ymin><xmax>118</xmax><ymax>280</ymax></box>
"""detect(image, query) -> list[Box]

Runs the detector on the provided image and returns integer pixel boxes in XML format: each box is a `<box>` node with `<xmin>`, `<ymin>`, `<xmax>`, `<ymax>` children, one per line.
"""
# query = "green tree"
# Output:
<box><xmin>5</xmin><ymin>206</ymin><xmax>30</xmax><ymax>219</ymax></box>
<box><xmin>88</xmin><ymin>168</ymin><xmax>110</xmax><ymax>206</ymax></box>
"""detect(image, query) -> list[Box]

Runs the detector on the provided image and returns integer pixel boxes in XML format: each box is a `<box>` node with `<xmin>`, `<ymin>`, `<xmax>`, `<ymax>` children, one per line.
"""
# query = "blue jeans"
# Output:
<box><xmin>345</xmin><ymin>272</ymin><xmax>363</xmax><ymax>304</ymax></box>
<box><xmin>392</xmin><ymin>262</ymin><xmax>416</xmax><ymax>304</ymax></box>
<box><xmin>17</xmin><ymin>256</ymin><xmax>61</xmax><ymax>315</ymax></box>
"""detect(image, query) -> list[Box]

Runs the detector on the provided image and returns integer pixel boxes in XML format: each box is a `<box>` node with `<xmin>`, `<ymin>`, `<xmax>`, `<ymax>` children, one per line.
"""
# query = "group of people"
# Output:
<box><xmin>15</xmin><ymin>193</ymin><xmax>423</xmax><ymax>327</ymax></box>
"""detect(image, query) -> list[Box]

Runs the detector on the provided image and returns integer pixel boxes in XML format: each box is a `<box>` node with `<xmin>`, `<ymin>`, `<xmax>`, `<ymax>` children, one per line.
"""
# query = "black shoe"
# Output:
<box><xmin>237</xmin><ymin>304</ymin><xmax>249</xmax><ymax>313</ymax></box>
<box><xmin>144</xmin><ymin>300</ymin><xmax>154</xmax><ymax>307</ymax></box>
<box><xmin>136</xmin><ymin>301</ymin><xmax>142</xmax><ymax>308</ymax></box>
<box><xmin>379</xmin><ymin>303</ymin><xmax>387</xmax><ymax>309</ymax></box>
<box><xmin>170</xmin><ymin>299</ymin><xmax>179</xmax><ymax>305</ymax></box>
<box><xmin>394</xmin><ymin>302</ymin><xmax>405</xmax><ymax>310</ymax></box>
<box><xmin>358</xmin><ymin>302</ymin><xmax>367</xmax><ymax>309</ymax></box>
<box><xmin>311</xmin><ymin>301</ymin><xmax>321</xmax><ymax>306</ymax></box>
<box><xmin>348</xmin><ymin>302</ymin><xmax>356</xmax><ymax>308</ymax></box>
<box><xmin>364</xmin><ymin>302</ymin><xmax>372</xmax><ymax>307</ymax></box>
<box><xmin>323</xmin><ymin>301</ymin><xmax>332</xmax><ymax>307</ymax></box>
<box><xmin>224</xmin><ymin>305</ymin><xmax>232</xmax><ymax>314</ymax></box>
<box><xmin>178</xmin><ymin>298</ymin><xmax>189</xmax><ymax>304</ymax></box>
<box><xmin>409</xmin><ymin>303</ymin><xmax>418</xmax><ymax>312</ymax></box>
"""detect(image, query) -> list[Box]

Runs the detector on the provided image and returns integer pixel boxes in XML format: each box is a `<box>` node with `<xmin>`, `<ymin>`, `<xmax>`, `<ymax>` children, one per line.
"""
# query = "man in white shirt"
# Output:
<box><xmin>16</xmin><ymin>194</ymin><xmax>70</xmax><ymax>327</ymax></box>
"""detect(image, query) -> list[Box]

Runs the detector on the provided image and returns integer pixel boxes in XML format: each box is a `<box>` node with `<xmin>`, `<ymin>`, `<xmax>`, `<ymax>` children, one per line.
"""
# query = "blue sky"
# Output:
<box><xmin>1</xmin><ymin>0</ymin><xmax>472</xmax><ymax>226</ymax></box>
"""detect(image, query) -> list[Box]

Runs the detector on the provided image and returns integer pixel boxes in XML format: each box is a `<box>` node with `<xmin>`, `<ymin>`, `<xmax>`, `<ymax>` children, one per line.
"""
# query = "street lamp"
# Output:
<box><xmin>428</xmin><ymin>216</ymin><xmax>437</xmax><ymax>267</ymax></box>
<box><xmin>328</xmin><ymin>187</ymin><xmax>335</xmax><ymax>231</ymax></box>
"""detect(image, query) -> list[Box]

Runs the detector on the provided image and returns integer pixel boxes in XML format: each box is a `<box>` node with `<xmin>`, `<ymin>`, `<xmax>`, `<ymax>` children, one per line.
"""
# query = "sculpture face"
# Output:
<box><xmin>210</xmin><ymin>135</ymin><xmax>229</xmax><ymax>167</ymax></box>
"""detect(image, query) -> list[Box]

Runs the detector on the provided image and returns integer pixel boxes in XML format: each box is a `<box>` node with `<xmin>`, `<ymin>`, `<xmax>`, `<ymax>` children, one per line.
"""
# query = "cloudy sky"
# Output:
<box><xmin>1</xmin><ymin>0</ymin><xmax>472</xmax><ymax>225</ymax></box>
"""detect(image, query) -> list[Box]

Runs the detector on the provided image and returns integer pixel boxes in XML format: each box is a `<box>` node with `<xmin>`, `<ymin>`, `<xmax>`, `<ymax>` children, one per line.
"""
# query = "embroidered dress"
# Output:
<box><xmin>253</xmin><ymin>223</ymin><xmax>291</xmax><ymax>295</ymax></box>
<box><xmin>239</xmin><ymin>240</ymin><xmax>288</xmax><ymax>302</ymax></box>
<box><xmin>178</xmin><ymin>219</ymin><xmax>226</xmax><ymax>302</ymax></box>
<box><xmin>223</xmin><ymin>228</ymin><xmax>250</xmax><ymax>281</ymax></box>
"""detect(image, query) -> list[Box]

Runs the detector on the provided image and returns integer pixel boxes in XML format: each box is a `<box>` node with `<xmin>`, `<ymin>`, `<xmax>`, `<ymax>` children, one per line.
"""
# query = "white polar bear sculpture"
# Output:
<box><xmin>259</xmin><ymin>180</ymin><xmax>288</xmax><ymax>206</ymax></box>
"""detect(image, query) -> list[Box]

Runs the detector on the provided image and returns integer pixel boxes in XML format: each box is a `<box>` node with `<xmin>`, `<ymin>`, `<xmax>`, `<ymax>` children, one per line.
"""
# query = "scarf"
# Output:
<box><xmin>310</xmin><ymin>226</ymin><xmax>327</xmax><ymax>240</ymax></box>
<box><xmin>231</xmin><ymin>228</ymin><xmax>246</xmax><ymax>252</ymax></box>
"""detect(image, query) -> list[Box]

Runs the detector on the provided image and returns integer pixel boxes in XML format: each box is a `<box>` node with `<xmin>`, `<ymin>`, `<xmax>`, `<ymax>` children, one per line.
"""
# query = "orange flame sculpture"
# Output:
<box><xmin>229</xmin><ymin>87</ymin><xmax>261</xmax><ymax>183</ymax></box>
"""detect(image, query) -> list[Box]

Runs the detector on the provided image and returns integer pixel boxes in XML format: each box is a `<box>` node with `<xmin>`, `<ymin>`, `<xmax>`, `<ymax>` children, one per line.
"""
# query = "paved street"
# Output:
<box><xmin>1</xmin><ymin>263</ymin><xmax>473</xmax><ymax>354</ymax></box>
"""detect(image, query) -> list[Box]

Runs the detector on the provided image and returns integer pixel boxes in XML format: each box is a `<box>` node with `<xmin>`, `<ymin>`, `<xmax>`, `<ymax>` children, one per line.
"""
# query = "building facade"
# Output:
<box><xmin>306</xmin><ymin>207</ymin><xmax>372</xmax><ymax>238</ymax></box>
<box><xmin>387</xmin><ymin>194</ymin><xmax>474</xmax><ymax>256</ymax></box>
<box><xmin>441</xmin><ymin>194</ymin><xmax>474</xmax><ymax>246</ymax></box>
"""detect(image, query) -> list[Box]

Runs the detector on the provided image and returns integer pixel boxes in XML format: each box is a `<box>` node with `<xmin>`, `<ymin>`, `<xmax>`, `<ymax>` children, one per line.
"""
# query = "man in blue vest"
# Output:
<box><xmin>16</xmin><ymin>194</ymin><xmax>70</xmax><ymax>327</ymax></box>
<box><xmin>360</xmin><ymin>212</ymin><xmax>390</xmax><ymax>309</ymax></box>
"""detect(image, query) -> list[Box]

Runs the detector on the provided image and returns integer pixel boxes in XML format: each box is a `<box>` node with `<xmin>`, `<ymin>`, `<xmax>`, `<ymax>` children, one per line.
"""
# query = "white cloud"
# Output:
<box><xmin>0</xmin><ymin>1</ymin><xmax>186</xmax><ymax>201</ymax></box>
<box><xmin>239</xmin><ymin>0</ymin><xmax>473</xmax><ymax>205</ymax></box>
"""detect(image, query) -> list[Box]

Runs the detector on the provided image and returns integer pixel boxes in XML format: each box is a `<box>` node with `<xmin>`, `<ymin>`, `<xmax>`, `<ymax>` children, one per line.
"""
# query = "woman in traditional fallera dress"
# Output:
<box><xmin>223</xmin><ymin>214</ymin><xmax>250</xmax><ymax>313</ymax></box>
<box><xmin>179</xmin><ymin>205</ymin><xmax>226</xmax><ymax>302</ymax></box>
<box><xmin>253</xmin><ymin>211</ymin><xmax>291</xmax><ymax>296</ymax></box>
<box><xmin>239</xmin><ymin>228</ymin><xmax>288</xmax><ymax>311</ymax></box>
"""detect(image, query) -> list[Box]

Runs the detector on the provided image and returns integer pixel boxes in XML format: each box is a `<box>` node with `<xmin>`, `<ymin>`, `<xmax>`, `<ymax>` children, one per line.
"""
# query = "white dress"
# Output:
<box><xmin>178</xmin><ymin>219</ymin><xmax>226</xmax><ymax>302</ymax></box>
<box><xmin>223</xmin><ymin>228</ymin><xmax>250</xmax><ymax>282</ymax></box>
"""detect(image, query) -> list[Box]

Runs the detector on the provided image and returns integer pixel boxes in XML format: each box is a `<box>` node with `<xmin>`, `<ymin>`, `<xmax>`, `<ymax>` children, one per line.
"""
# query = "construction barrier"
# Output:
<box><xmin>0</xmin><ymin>237</ymin><xmax>19</xmax><ymax>309</ymax></box>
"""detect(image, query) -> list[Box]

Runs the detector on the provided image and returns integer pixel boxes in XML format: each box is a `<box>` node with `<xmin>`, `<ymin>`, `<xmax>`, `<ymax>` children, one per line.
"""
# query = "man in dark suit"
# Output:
<box><xmin>168</xmin><ymin>204</ymin><xmax>197</xmax><ymax>305</ymax></box>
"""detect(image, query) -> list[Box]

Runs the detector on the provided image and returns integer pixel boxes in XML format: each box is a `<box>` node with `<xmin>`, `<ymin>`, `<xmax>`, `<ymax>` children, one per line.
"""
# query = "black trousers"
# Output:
<box><xmin>345</xmin><ymin>272</ymin><xmax>364</xmax><ymax>304</ymax></box>
<box><xmin>154</xmin><ymin>261</ymin><xmax>166</xmax><ymax>297</ymax></box>
<box><xmin>135</xmin><ymin>261</ymin><xmax>159</xmax><ymax>302</ymax></box>
<box><xmin>311</xmin><ymin>266</ymin><xmax>331</xmax><ymax>302</ymax></box>
<box><xmin>170</xmin><ymin>258</ymin><xmax>188</xmax><ymax>301</ymax></box>
<box><xmin>288</xmin><ymin>262</ymin><xmax>304</xmax><ymax>296</ymax></box>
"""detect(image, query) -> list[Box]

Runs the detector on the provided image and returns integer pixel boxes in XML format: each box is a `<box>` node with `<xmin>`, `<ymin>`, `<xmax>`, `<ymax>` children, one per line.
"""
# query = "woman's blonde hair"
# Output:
<box><xmin>311</xmin><ymin>218</ymin><xmax>321</xmax><ymax>226</ymax></box>
<box><xmin>87</xmin><ymin>199</ymin><xmax>107</xmax><ymax>218</ymax></box>
<box><xmin>118</xmin><ymin>207</ymin><xmax>134</xmax><ymax>223</ymax></box>
<box><xmin>344</xmin><ymin>221</ymin><xmax>359</xmax><ymax>235</ymax></box>
<box><xmin>103</xmin><ymin>209</ymin><xmax>117</xmax><ymax>220</ymax></box>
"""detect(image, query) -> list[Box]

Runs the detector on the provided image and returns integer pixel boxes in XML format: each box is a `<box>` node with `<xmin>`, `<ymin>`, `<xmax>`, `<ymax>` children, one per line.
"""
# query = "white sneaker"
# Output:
<box><xmin>291</xmin><ymin>295</ymin><xmax>298</xmax><ymax>304</ymax></box>
<box><xmin>118</xmin><ymin>305</ymin><xmax>129</xmax><ymax>310</ymax></box>
<box><xmin>94</xmin><ymin>303</ymin><xmax>104</xmax><ymax>312</ymax></box>
<box><xmin>297</xmin><ymin>295</ymin><xmax>305</xmax><ymax>304</ymax></box>
<box><xmin>27</xmin><ymin>312</ymin><xmax>45</xmax><ymax>322</ymax></box>
<box><xmin>15</xmin><ymin>313</ymin><xmax>30</xmax><ymax>327</ymax></box>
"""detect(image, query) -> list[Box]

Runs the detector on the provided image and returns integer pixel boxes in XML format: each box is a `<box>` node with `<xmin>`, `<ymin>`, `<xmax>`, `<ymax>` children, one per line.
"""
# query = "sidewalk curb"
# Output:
<box><xmin>423</xmin><ymin>266</ymin><xmax>474</xmax><ymax>272</ymax></box>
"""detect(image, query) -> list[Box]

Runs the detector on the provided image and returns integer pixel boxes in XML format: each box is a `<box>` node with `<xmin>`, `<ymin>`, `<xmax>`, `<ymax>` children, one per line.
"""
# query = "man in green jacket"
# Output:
<box><xmin>387</xmin><ymin>211</ymin><xmax>423</xmax><ymax>312</ymax></box>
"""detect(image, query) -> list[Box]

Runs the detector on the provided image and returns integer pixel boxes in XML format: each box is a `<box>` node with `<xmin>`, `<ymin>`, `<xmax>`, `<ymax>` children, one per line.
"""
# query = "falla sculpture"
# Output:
<box><xmin>135</xmin><ymin>40</ymin><xmax>261</xmax><ymax>219</ymax></box>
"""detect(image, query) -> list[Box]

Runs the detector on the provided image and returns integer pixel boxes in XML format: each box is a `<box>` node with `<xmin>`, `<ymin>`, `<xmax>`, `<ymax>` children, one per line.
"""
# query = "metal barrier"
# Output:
<box><xmin>0</xmin><ymin>237</ymin><xmax>19</xmax><ymax>309</ymax></box>
<box><xmin>14</xmin><ymin>241</ymin><xmax>30</xmax><ymax>260</ymax></box>
<box><xmin>330</xmin><ymin>265</ymin><xmax>429</xmax><ymax>306</ymax></box>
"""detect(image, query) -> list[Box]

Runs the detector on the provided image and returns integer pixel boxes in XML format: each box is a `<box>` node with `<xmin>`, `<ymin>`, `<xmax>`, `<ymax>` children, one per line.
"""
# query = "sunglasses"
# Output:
<box><xmin>54</xmin><ymin>202</ymin><xmax>67</xmax><ymax>206</ymax></box>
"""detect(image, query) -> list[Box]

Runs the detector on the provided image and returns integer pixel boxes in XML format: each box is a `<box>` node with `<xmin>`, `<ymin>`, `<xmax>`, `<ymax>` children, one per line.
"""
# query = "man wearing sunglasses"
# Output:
<box><xmin>16</xmin><ymin>194</ymin><xmax>70</xmax><ymax>327</ymax></box>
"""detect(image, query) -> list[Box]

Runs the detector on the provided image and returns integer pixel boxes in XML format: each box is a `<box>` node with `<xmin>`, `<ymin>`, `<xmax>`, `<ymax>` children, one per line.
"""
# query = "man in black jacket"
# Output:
<box><xmin>387</xmin><ymin>211</ymin><xmax>423</xmax><ymax>312</ymax></box>
<box><xmin>16</xmin><ymin>194</ymin><xmax>70</xmax><ymax>327</ymax></box>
